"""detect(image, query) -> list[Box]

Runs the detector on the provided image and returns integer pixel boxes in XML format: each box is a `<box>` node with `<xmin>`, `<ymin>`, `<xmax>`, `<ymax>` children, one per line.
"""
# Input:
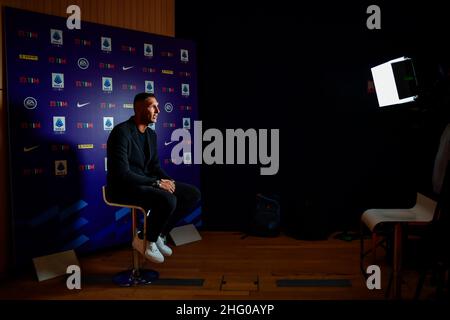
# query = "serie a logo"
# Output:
<box><xmin>145</xmin><ymin>81</ymin><xmax>155</xmax><ymax>93</ymax></box>
<box><xmin>101</xmin><ymin>37</ymin><xmax>112</xmax><ymax>52</ymax></box>
<box><xmin>102</xmin><ymin>77</ymin><xmax>113</xmax><ymax>92</ymax></box>
<box><xmin>55</xmin><ymin>160</ymin><xmax>67</xmax><ymax>176</ymax></box>
<box><xmin>53</xmin><ymin>117</ymin><xmax>66</xmax><ymax>132</ymax></box>
<box><xmin>144</xmin><ymin>43</ymin><xmax>153</xmax><ymax>57</ymax></box>
<box><xmin>52</xmin><ymin>73</ymin><xmax>64</xmax><ymax>89</ymax></box>
<box><xmin>50</xmin><ymin>29</ymin><xmax>63</xmax><ymax>45</ymax></box>
<box><xmin>103</xmin><ymin>117</ymin><xmax>114</xmax><ymax>131</ymax></box>
<box><xmin>180</xmin><ymin>49</ymin><xmax>189</xmax><ymax>62</ymax></box>
<box><xmin>181</xmin><ymin>84</ymin><xmax>190</xmax><ymax>97</ymax></box>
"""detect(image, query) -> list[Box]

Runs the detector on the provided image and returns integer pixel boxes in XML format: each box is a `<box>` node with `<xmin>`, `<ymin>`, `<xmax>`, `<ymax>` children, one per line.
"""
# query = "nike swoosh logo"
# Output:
<box><xmin>122</xmin><ymin>66</ymin><xmax>134</xmax><ymax>71</ymax></box>
<box><xmin>77</xmin><ymin>102</ymin><xmax>90</xmax><ymax>108</ymax></box>
<box><xmin>164</xmin><ymin>141</ymin><xmax>176</xmax><ymax>146</ymax></box>
<box><xmin>24</xmin><ymin>145</ymin><xmax>40</xmax><ymax>152</ymax></box>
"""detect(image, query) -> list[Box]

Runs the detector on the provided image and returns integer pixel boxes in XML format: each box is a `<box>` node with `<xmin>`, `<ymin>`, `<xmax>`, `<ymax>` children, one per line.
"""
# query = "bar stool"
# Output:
<box><xmin>102</xmin><ymin>185</ymin><xmax>159</xmax><ymax>286</ymax></box>
<box><xmin>360</xmin><ymin>192</ymin><xmax>437</xmax><ymax>299</ymax></box>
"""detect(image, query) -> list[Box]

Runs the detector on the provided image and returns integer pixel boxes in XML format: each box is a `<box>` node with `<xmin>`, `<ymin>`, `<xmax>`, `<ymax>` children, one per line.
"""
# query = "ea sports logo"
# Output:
<box><xmin>24</xmin><ymin>97</ymin><xmax>37</xmax><ymax>109</ymax></box>
<box><xmin>164</xmin><ymin>102</ymin><xmax>173</xmax><ymax>113</ymax></box>
<box><xmin>77</xmin><ymin>58</ymin><xmax>89</xmax><ymax>70</ymax></box>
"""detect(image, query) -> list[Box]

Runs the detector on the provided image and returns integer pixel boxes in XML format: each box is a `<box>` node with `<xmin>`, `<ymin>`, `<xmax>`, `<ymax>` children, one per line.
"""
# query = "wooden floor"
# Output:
<box><xmin>0</xmin><ymin>232</ymin><xmax>437</xmax><ymax>300</ymax></box>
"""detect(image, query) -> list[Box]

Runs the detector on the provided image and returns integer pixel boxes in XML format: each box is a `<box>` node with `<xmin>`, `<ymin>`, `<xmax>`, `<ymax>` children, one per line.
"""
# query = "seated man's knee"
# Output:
<box><xmin>161</xmin><ymin>193</ymin><xmax>177</xmax><ymax>213</ymax></box>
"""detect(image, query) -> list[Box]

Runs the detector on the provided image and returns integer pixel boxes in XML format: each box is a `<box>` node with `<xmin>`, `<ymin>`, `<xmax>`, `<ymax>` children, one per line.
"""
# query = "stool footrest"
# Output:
<box><xmin>113</xmin><ymin>269</ymin><xmax>159</xmax><ymax>287</ymax></box>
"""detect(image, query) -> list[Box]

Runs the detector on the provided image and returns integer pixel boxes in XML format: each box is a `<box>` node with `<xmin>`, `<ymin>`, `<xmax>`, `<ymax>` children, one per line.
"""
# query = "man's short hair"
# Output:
<box><xmin>133</xmin><ymin>92</ymin><xmax>156</xmax><ymax>109</ymax></box>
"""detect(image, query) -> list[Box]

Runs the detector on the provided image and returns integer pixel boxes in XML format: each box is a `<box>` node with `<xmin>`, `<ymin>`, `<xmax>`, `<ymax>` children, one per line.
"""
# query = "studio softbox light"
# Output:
<box><xmin>371</xmin><ymin>56</ymin><xmax>418</xmax><ymax>107</ymax></box>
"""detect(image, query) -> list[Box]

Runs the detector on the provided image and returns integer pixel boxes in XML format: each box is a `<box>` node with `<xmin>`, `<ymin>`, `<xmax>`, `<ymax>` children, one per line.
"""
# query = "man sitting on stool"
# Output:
<box><xmin>106</xmin><ymin>92</ymin><xmax>201</xmax><ymax>263</ymax></box>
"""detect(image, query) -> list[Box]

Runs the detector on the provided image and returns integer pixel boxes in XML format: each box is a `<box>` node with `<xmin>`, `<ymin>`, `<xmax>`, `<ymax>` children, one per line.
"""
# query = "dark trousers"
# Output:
<box><xmin>110</xmin><ymin>182</ymin><xmax>201</xmax><ymax>242</ymax></box>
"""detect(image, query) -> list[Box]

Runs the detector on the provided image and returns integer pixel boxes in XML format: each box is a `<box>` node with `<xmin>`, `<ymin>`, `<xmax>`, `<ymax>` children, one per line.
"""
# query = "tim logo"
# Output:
<box><xmin>101</xmin><ymin>37</ymin><xmax>112</xmax><ymax>52</ymax></box>
<box><xmin>50</xmin><ymin>29</ymin><xmax>63</xmax><ymax>45</ymax></box>
<box><xmin>161</xmin><ymin>51</ymin><xmax>174</xmax><ymax>57</ymax></box>
<box><xmin>51</xmin><ymin>144</ymin><xmax>70</xmax><ymax>152</ymax></box>
<box><xmin>162</xmin><ymin>87</ymin><xmax>174</xmax><ymax>93</ymax></box>
<box><xmin>163</xmin><ymin>122</ymin><xmax>176</xmax><ymax>128</ymax></box>
<box><xmin>50</xmin><ymin>100</ymin><xmax>68</xmax><ymax>107</ymax></box>
<box><xmin>121</xmin><ymin>45</ymin><xmax>136</xmax><ymax>53</ymax></box>
<box><xmin>74</xmin><ymin>38</ymin><xmax>91</xmax><ymax>46</ymax></box>
<box><xmin>48</xmin><ymin>57</ymin><xmax>67</xmax><ymax>64</ymax></box>
<box><xmin>52</xmin><ymin>73</ymin><xmax>64</xmax><ymax>89</ymax></box>
<box><xmin>23</xmin><ymin>168</ymin><xmax>45</xmax><ymax>176</ymax></box>
<box><xmin>20</xmin><ymin>122</ymin><xmax>41</xmax><ymax>129</ymax></box>
<box><xmin>77</xmin><ymin>122</ymin><xmax>94</xmax><ymax>129</ymax></box>
<box><xmin>179</xmin><ymin>71</ymin><xmax>191</xmax><ymax>77</ymax></box>
<box><xmin>144</xmin><ymin>43</ymin><xmax>153</xmax><ymax>57</ymax></box>
<box><xmin>145</xmin><ymin>81</ymin><xmax>154</xmax><ymax>94</ymax></box>
<box><xmin>102</xmin><ymin>77</ymin><xmax>113</xmax><ymax>92</ymax></box>
<box><xmin>121</xmin><ymin>84</ymin><xmax>137</xmax><ymax>90</ymax></box>
<box><xmin>99</xmin><ymin>63</ymin><xmax>115</xmax><ymax>69</ymax></box>
<box><xmin>103</xmin><ymin>117</ymin><xmax>114</xmax><ymax>131</ymax></box>
<box><xmin>53</xmin><ymin>117</ymin><xmax>66</xmax><ymax>132</ymax></box>
<box><xmin>180</xmin><ymin>49</ymin><xmax>189</xmax><ymax>62</ymax></box>
<box><xmin>181</xmin><ymin>84</ymin><xmax>190</xmax><ymax>97</ymax></box>
<box><xmin>100</xmin><ymin>102</ymin><xmax>116</xmax><ymax>109</ymax></box>
<box><xmin>75</xmin><ymin>81</ymin><xmax>93</xmax><ymax>88</ymax></box>
<box><xmin>55</xmin><ymin>160</ymin><xmax>68</xmax><ymax>176</ymax></box>
<box><xmin>142</xmin><ymin>67</ymin><xmax>156</xmax><ymax>73</ymax></box>
<box><xmin>179</xmin><ymin>105</ymin><xmax>192</xmax><ymax>111</ymax></box>
<box><xmin>79</xmin><ymin>164</ymin><xmax>95</xmax><ymax>171</ymax></box>
<box><xmin>19</xmin><ymin>76</ymin><xmax>39</xmax><ymax>84</ymax></box>
<box><xmin>18</xmin><ymin>30</ymin><xmax>38</xmax><ymax>39</ymax></box>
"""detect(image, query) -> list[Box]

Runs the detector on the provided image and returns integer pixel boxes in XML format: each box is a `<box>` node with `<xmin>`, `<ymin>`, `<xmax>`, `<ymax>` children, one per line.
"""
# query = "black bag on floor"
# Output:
<box><xmin>249</xmin><ymin>194</ymin><xmax>281</xmax><ymax>237</ymax></box>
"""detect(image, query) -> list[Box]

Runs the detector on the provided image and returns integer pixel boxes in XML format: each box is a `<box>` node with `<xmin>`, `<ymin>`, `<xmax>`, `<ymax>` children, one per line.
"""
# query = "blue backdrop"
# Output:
<box><xmin>4</xmin><ymin>7</ymin><xmax>201</xmax><ymax>265</ymax></box>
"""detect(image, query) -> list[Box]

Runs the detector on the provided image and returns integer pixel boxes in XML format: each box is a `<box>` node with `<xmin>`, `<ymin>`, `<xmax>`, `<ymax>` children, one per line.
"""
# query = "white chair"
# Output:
<box><xmin>102</xmin><ymin>186</ymin><xmax>159</xmax><ymax>286</ymax></box>
<box><xmin>360</xmin><ymin>192</ymin><xmax>437</xmax><ymax>299</ymax></box>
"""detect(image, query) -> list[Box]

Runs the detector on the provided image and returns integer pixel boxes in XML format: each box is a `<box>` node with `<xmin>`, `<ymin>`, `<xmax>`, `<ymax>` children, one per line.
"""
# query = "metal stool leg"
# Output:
<box><xmin>112</xmin><ymin>208</ymin><xmax>159</xmax><ymax>286</ymax></box>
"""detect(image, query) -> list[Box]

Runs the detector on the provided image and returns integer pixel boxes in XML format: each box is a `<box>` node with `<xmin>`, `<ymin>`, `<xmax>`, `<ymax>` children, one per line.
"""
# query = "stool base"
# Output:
<box><xmin>113</xmin><ymin>269</ymin><xmax>159</xmax><ymax>287</ymax></box>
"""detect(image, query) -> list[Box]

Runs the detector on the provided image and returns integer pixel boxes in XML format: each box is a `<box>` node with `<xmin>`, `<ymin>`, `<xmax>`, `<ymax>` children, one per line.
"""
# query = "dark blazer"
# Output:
<box><xmin>106</xmin><ymin>116</ymin><xmax>171</xmax><ymax>196</ymax></box>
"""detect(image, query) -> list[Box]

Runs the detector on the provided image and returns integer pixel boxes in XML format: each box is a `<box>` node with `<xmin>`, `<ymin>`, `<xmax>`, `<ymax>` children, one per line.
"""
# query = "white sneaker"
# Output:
<box><xmin>132</xmin><ymin>236</ymin><xmax>164</xmax><ymax>263</ymax></box>
<box><xmin>145</xmin><ymin>242</ymin><xmax>165</xmax><ymax>263</ymax></box>
<box><xmin>156</xmin><ymin>235</ymin><xmax>173</xmax><ymax>256</ymax></box>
